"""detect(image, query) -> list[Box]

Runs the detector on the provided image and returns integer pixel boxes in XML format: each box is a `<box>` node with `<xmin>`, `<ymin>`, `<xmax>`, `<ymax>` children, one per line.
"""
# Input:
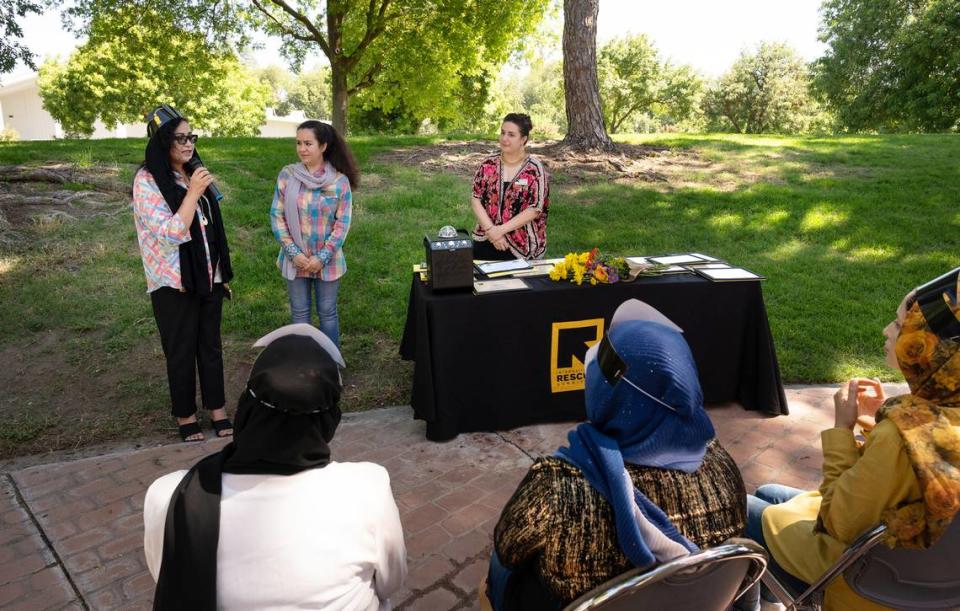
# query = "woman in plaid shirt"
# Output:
<box><xmin>270</xmin><ymin>121</ymin><xmax>359</xmax><ymax>348</ymax></box>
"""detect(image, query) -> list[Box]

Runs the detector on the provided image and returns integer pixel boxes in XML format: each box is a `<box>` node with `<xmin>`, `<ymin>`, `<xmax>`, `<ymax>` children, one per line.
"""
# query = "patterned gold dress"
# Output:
<box><xmin>493</xmin><ymin>439</ymin><xmax>746</xmax><ymax>607</ymax></box>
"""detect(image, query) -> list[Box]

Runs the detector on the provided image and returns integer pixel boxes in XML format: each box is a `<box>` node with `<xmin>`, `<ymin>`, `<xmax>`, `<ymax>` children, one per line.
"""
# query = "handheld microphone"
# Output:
<box><xmin>185</xmin><ymin>158</ymin><xmax>223</xmax><ymax>202</ymax></box>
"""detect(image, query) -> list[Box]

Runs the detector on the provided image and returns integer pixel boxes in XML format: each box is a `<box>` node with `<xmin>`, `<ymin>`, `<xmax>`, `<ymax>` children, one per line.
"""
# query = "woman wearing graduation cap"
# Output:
<box><xmin>143</xmin><ymin>324</ymin><xmax>407</xmax><ymax>610</ymax></box>
<box><xmin>744</xmin><ymin>269</ymin><xmax>960</xmax><ymax>611</ymax></box>
<box><xmin>484</xmin><ymin>300</ymin><xmax>747</xmax><ymax>609</ymax></box>
<box><xmin>133</xmin><ymin>104</ymin><xmax>234</xmax><ymax>442</ymax></box>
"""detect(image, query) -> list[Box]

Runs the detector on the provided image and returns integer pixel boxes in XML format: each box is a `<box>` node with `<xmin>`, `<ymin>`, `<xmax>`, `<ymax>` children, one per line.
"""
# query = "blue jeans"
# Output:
<box><xmin>738</xmin><ymin>484</ymin><xmax>812</xmax><ymax>610</ymax></box>
<box><xmin>286</xmin><ymin>277</ymin><xmax>340</xmax><ymax>347</ymax></box>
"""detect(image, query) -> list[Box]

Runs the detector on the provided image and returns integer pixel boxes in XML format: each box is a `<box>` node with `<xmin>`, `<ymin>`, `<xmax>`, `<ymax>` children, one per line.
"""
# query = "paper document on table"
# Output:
<box><xmin>649</xmin><ymin>253</ymin><xmax>711</xmax><ymax>265</ymax></box>
<box><xmin>689</xmin><ymin>252</ymin><xmax>719</xmax><ymax>261</ymax></box>
<box><xmin>696</xmin><ymin>267</ymin><xmax>764</xmax><ymax>281</ymax></box>
<box><xmin>689</xmin><ymin>263</ymin><xmax>730</xmax><ymax>270</ymax></box>
<box><xmin>474</xmin><ymin>278</ymin><xmax>531</xmax><ymax>294</ymax></box>
<box><xmin>484</xmin><ymin>263</ymin><xmax>554</xmax><ymax>278</ymax></box>
<box><xmin>476</xmin><ymin>259</ymin><xmax>532</xmax><ymax>275</ymax></box>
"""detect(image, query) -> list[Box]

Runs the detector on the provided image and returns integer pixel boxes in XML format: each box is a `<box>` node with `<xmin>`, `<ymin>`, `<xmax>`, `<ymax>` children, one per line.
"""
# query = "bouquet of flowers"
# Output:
<box><xmin>548</xmin><ymin>248</ymin><xmax>631</xmax><ymax>285</ymax></box>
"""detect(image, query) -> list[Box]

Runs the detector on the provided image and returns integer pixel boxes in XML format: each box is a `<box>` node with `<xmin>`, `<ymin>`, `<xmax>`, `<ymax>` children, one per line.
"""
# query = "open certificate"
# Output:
<box><xmin>476</xmin><ymin>259</ymin><xmax>532</xmax><ymax>275</ymax></box>
<box><xmin>649</xmin><ymin>253</ymin><xmax>712</xmax><ymax>265</ymax></box>
<box><xmin>696</xmin><ymin>267</ymin><xmax>765</xmax><ymax>281</ymax></box>
<box><xmin>474</xmin><ymin>278</ymin><xmax>531</xmax><ymax>294</ymax></box>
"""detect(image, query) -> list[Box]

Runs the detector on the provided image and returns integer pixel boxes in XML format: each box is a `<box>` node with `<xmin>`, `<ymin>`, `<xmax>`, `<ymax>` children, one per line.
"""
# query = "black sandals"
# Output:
<box><xmin>211</xmin><ymin>417</ymin><xmax>234</xmax><ymax>438</ymax></box>
<box><xmin>178</xmin><ymin>420</ymin><xmax>205</xmax><ymax>442</ymax></box>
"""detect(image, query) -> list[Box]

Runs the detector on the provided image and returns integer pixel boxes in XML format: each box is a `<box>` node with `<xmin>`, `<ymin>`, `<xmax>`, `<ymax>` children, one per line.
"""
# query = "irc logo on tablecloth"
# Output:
<box><xmin>550</xmin><ymin>319</ymin><xmax>604</xmax><ymax>393</ymax></box>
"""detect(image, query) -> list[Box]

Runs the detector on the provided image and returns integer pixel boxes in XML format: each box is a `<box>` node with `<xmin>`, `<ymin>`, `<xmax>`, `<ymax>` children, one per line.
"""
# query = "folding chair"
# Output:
<box><xmin>762</xmin><ymin>517</ymin><xmax>960</xmax><ymax>610</ymax></box>
<box><xmin>563</xmin><ymin>538</ymin><xmax>768</xmax><ymax>611</ymax></box>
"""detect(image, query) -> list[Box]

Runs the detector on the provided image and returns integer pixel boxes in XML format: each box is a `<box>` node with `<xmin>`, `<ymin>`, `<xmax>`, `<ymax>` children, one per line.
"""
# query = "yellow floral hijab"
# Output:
<box><xmin>878</xmin><ymin>292</ymin><xmax>960</xmax><ymax>548</ymax></box>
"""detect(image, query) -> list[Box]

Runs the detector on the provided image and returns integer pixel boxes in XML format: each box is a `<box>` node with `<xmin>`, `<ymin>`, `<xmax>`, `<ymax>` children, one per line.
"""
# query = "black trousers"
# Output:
<box><xmin>150</xmin><ymin>285</ymin><xmax>225</xmax><ymax>417</ymax></box>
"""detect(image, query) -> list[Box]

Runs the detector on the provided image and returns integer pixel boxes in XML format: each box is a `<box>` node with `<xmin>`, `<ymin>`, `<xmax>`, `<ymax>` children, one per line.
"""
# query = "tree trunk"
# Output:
<box><xmin>328</xmin><ymin>5</ymin><xmax>349</xmax><ymax>134</ymax></box>
<box><xmin>330</xmin><ymin>61</ymin><xmax>349</xmax><ymax>134</ymax></box>
<box><xmin>560</xmin><ymin>0</ymin><xmax>614</xmax><ymax>151</ymax></box>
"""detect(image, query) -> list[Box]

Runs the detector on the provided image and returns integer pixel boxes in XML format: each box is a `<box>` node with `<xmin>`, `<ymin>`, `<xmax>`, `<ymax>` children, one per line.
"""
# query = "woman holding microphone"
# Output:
<box><xmin>133</xmin><ymin>104</ymin><xmax>233</xmax><ymax>442</ymax></box>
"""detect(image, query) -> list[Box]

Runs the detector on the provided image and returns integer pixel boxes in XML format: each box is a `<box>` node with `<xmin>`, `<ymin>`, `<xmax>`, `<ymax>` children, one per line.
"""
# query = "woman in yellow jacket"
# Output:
<box><xmin>746</xmin><ymin>269</ymin><xmax>960</xmax><ymax>611</ymax></box>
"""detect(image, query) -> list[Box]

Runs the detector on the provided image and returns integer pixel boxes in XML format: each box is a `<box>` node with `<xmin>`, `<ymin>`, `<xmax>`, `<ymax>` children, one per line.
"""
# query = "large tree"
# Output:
<box><xmin>702</xmin><ymin>42</ymin><xmax>823</xmax><ymax>134</ymax></box>
<box><xmin>814</xmin><ymin>0</ymin><xmax>960</xmax><ymax>131</ymax></box>
<box><xmin>560</xmin><ymin>0</ymin><xmax>613</xmax><ymax>150</ymax></box>
<box><xmin>40</xmin><ymin>5</ymin><xmax>272</xmax><ymax>137</ymax></box>
<box><xmin>1</xmin><ymin>0</ymin><xmax>41</xmax><ymax>73</ymax></box>
<box><xmin>598</xmin><ymin>34</ymin><xmax>702</xmax><ymax>133</ymax></box>
<box><xmin>64</xmin><ymin>0</ymin><xmax>547</xmax><ymax>134</ymax></box>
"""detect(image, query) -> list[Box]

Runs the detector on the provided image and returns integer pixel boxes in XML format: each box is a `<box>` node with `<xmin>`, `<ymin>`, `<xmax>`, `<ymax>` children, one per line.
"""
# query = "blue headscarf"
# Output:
<box><xmin>555</xmin><ymin>319</ymin><xmax>716</xmax><ymax>568</ymax></box>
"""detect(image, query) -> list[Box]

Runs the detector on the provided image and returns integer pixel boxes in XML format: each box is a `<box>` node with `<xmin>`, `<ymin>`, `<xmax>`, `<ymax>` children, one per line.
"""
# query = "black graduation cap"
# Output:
<box><xmin>145</xmin><ymin>104</ymin><xmax>183</xmax><ymax>137</ymax></box>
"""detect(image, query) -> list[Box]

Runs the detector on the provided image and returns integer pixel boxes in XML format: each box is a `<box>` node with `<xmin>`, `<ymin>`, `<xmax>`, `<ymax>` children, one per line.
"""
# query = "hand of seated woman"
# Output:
<box><xmin>486</xmin><ymin>225</ymin><xmax>505</xmax><ymax>242</ymax></box>
<box><xmin>834</xmin><ymin>377</ymin><xmax>886</xmax><ymax>430</ymax></box>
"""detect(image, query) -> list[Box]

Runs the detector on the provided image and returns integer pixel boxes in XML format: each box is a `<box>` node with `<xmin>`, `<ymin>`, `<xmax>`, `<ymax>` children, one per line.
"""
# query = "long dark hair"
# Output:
<box><xmin>140</xmin><ymin>117</ymin><xmax>192</xmax><ymax>205</ymax></box>
<box><xmin>137</xmin><ymin>116</ymin><xmax>233</xmax><ymax>293</ymax></box>
<box><xmin>297</xmin><ymin>120</ymin><xmax>360</xmax><ymax>187</ymax></box>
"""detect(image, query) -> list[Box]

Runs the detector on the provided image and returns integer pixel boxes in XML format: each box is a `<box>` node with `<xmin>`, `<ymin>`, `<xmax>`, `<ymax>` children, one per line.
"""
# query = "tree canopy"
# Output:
<box><xmin>703</xmin><ymin>42</ymin><xmax>827</xmax><ymax>134</ymax></box>
<box><xmin>1</xmin><ymin>0</ymin><xmax>41</xmax><ymax>73</ymax></box>
<box><xmin>597</xmin><ymin>34</ymin><xmax>702</xmax><ymax>133</ymax></box>
<box><xmin>62</xmin><ymin>0</ymin><xmax>549</xmax><ymax>134</ymax></box>
<box><xmin>39</xmin><ymin>5</ymin><xmax>271</xmax><ymax>137</ymax></box>
<box><xmin>814</xmin><ymin>0</ymin><xmax>960</xmax><ymax>132</ymax></box>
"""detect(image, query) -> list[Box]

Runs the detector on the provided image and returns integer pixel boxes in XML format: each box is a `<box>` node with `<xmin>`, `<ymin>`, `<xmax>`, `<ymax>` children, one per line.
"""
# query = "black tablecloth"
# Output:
<box><xmin>400</xmin><ymin>273</ymin><xmax>787</xmax><ymax>441</ymax></box>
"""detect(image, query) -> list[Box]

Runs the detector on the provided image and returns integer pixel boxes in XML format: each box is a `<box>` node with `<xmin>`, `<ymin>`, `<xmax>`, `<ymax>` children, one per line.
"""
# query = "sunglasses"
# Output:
<box><xmin>172</xmin><ymin>133</ymin><xmax>199</xmax><ymax>145</ymax></box>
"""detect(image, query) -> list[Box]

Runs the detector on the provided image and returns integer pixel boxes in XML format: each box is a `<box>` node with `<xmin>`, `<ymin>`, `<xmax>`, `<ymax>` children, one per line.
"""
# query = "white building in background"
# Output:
<box><xmin>0</xmin><ymin>74</ymin><xmax>312</xmax><ymax>141</ymax></box>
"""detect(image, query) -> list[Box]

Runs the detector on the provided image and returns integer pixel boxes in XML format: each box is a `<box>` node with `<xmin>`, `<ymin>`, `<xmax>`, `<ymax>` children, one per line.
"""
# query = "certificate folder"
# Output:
<box><xmin>474</xmin><ymin>278</ymin><xmax>531</xmax><ymax>294</ymax></box>
<box><xmin>694</xmin><ymin>267</ymin><xmax>765</xmax><ymax>282</ymax></box>
<box><xmin>475</xmin><ymin>259</ymin><xmax>532</xmax><ymax>276</ymax></box>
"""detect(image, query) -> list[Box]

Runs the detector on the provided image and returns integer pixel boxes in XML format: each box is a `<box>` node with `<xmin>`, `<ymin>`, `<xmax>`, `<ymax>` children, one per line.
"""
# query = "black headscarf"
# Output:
<box><xmin>152</xmin><ymin>334</ymin><xmax>342</xmax><ymax>610</ymax></box>
<box><xmin>142</xmin><ymin>118</ymin><xmax>233</xmax><ymax>295</ymax></box>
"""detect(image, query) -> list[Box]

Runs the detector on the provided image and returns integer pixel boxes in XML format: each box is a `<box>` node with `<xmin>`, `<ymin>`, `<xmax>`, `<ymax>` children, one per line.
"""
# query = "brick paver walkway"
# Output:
<box><xmin>0</xmin><ymin>383</ymin><xmax>906</xmax><ymax>610</ymax></box>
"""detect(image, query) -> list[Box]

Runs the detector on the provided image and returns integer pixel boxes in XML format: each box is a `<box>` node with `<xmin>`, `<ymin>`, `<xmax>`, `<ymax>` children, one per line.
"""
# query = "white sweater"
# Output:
<box><xmin>143</xmin><ymin>461</ymin><xmax>407</xmax><ymax>610</ymax></box>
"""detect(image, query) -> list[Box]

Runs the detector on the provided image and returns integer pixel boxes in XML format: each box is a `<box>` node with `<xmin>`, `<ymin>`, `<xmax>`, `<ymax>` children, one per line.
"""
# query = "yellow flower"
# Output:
<box><xmin>590</xmin><ymin>277</ymin><xmax>597</xmax><ymax>285</ymax></box>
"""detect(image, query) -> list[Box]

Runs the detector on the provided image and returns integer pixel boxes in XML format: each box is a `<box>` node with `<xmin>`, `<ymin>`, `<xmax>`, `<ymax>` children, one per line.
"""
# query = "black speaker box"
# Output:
<box><xmin>424</xmin><ymin>230</ymin><xmax>474</xmax><ymax>291</ymax></box>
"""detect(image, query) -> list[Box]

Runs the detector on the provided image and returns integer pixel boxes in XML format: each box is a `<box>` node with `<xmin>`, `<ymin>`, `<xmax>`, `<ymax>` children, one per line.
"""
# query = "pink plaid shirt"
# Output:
<box><xmin>132</xmin><ymin>168</ymin><xmax>219</xmax><ymax>292</ymax></box>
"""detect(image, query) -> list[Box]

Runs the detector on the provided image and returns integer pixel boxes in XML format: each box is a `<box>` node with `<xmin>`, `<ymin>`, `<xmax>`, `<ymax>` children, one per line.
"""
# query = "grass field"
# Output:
<box><xmin>1</xmin><ymin>132</ymin><xmax>958</xmax><ymax>458</ymax></box>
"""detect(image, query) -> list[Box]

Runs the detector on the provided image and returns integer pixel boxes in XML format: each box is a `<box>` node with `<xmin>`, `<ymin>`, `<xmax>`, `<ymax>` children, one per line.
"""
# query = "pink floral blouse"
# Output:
<box><xmin>471</xmin><ymin>154</ymin><xmax>549</xmax><ymax>259</ymax></box>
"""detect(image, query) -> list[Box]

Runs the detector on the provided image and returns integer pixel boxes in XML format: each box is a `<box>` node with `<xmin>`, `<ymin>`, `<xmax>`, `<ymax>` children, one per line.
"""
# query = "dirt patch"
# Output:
<box><xmin>372</xmin><ymin>140</ymin><xmax>762</xmax><ymax>192</ymax></box>
<box><xmin>371</xmin><ymin>140</ymin><xmax>878</xmax><ymax>194</ymax></box>
<box><xmin>0</xmin><ymin>328</ymin><xmax>258</xmax><ymax>460</ymax></box>
<box><xmin>374</xmin><ymin>140</ymin><xmax>675</xmax><ymax>183</ymax></box>
<box><xmin>0</xmin><ymin>163</ymin><xmax>131</xmax><ymax>244</ymax></box>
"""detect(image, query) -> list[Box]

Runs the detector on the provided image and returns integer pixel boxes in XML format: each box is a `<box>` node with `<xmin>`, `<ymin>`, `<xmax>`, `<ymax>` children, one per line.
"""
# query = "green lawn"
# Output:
<box><xmin>0</xmin><ymin>132</ymin><xmax>957</xmax><ymax>456</ymax></box>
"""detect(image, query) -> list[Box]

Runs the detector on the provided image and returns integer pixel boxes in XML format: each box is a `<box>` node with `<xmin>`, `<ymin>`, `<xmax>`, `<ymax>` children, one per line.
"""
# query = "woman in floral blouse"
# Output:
<box><xmin>471</xmin><ymin>113</ymin><xmax>549</xmax><ymax>261</ymax></box>
<box><xmin>270</xmin><ymin>121</ymin><xmax>358</xmax><ymax>348</ymax></box>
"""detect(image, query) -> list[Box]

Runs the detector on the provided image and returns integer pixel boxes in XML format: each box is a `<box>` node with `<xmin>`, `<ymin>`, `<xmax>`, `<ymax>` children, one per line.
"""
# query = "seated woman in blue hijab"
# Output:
<box><xmin>484</xmin><ymin>300</ymin><xmax>747</xmax><ymax>610</ymax></box>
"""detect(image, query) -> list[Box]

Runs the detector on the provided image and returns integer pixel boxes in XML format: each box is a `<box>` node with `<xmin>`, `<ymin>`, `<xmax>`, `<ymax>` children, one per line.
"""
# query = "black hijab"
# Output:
<box><xmin>142</xmin><ymin>118</ymin><xmax>233</xmax><ymax>295</ymax></box>
<box><xmin>152</xmin><ymin>333</ymin><xmax>342</xmax><ymax>610</ymax></box>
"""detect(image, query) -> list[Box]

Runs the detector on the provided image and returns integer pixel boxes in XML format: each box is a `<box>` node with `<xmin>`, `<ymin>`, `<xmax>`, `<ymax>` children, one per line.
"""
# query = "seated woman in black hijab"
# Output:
<box><xmin>143</xmin><ymin>324</ymin><xmax>407</xmax><ymax>610</ymax></box>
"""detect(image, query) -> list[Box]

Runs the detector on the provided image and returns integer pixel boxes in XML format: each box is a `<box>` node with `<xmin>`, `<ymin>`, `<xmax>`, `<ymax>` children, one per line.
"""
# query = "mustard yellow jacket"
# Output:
<box><xmin>761</xmin><ymin>420</ymin><xmax>923</xmax><ymax>611</ymax></box>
